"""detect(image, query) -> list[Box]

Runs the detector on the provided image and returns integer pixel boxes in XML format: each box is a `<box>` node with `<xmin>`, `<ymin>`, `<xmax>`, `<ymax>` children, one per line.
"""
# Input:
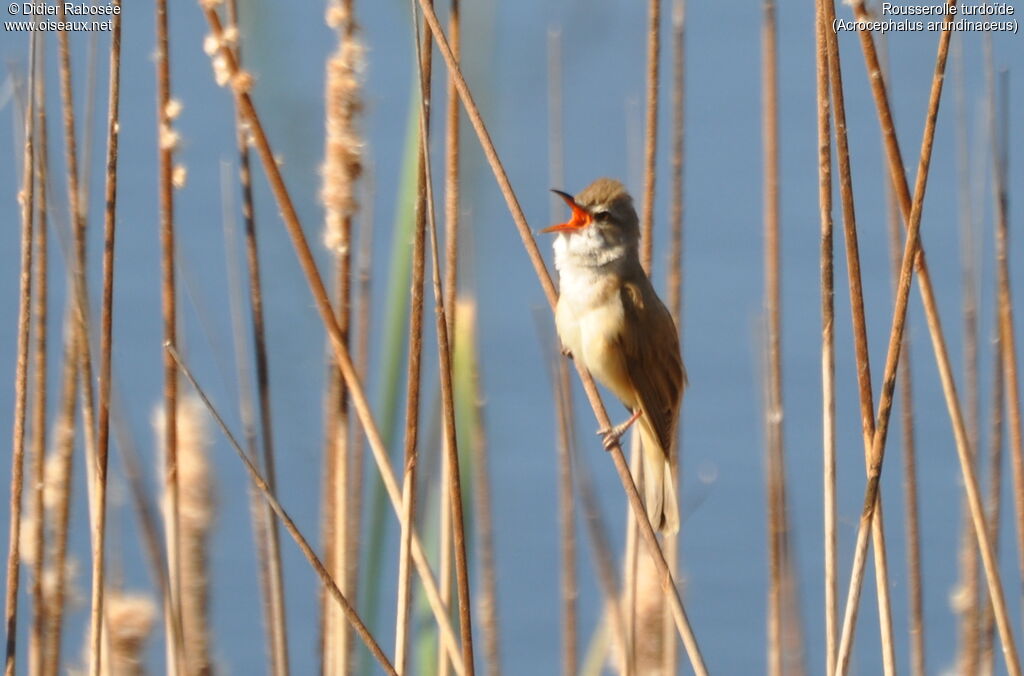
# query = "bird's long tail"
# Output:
<box><xmin>639</xmin><ymin>418</ymin><xmax>679</xmax><ymax>535</ymax></box>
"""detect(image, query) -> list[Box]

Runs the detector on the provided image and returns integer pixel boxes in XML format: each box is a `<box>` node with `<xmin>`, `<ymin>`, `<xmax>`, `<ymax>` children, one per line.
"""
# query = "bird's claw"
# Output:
<box><xmin>561</xmin><ymin>346</ymin><xmax>573</xmax><ymax>360</ymax></box>
<box><xmin>596</xmin><ymin>426</ymin><xmax>624</xmax><ymax>451</ymax></box>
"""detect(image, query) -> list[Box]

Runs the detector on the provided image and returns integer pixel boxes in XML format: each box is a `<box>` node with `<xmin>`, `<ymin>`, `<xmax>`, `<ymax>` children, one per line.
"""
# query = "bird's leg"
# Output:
<box><xmin>596</xmin><ymin>408</ymin><xmax>642</xmax><ymax>450</ymax></box>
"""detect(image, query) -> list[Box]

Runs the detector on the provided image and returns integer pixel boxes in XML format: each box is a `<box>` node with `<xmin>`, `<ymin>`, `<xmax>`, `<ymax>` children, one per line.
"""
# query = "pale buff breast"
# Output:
<box><xmin>555</xmin><ymin>270</ymin><xmax>638</xmax><ymax>410</ymax></box>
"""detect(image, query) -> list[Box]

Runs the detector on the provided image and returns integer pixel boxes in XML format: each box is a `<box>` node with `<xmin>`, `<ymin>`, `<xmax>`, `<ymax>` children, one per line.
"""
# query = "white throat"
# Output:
<box><xmin>552</xmin><ymin>228</ymin><xmax>631</xmax><ymax>275</ymax></box>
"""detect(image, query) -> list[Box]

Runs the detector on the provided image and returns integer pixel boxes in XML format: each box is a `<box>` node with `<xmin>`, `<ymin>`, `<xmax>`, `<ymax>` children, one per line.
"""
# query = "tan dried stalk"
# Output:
<box><xmin>197</xmin><ymin>10</ymin><xmax>466</xmax><ymax>670</ymax></box>
<box><xmin>458</xmin><ymin>300</ymin><xmax>502</xmax><ymax>676</ymax></box>
<box><xmin>411</xmin><ymin>1</ymin><xmax>707</xmax><ymax>670</ymax></box>
<box><xmin>547</xmin><ymin>27</ymin><xmax>576</xmax><ymax>676</ymax></box>
<box><xmin>438</xmin><ymin>4</ymin><xmax>461</xmax><ymax>670</ymax></box>
<box><xmin>167</xmin><ymin>346</ymin><xmax>397</xmax><ymax>675</ymax></box>
<box><xmin>662</xmin><ymin>3</ymin><xmax>685</xmax><ymax>672</ymax></box>
<box><xmin>155</xmin><ymin>2</ymin><xmax>182</xmax><ymax>674</ymax></box>
<box><xmin>395</xmin><ymin>3</ymin><xmax>432</xmax><ymax>670</ymax></box>
<box><xmin>4</xmin><ymin>29</ymin><xmax>37</xmax><ymax>676</ymax></box>
<box><xmin>28</xmin><ymin>34</ymin><xmax>49</xmax><ymax>676</ymax></box>
<box><xmin>90</xmin><ymin>6</ymin><xmax>122</xmax><ymax>674</ymax></box>
<box><xmin>813</xmin><ymin>3</ymin><xmax>836</xmax><ymax>673</ymax></box>
<box><xmin>952</xmin><ymin>33</ymin><xmax>980</xmax><ymax>675</ymax></box>
<box><xmin>821</xmin><ymin>3</ymin><xmax>898</xmax><ymax>671</ymax></box>
<box><xmin>639</xmin><ymin>0</ymin><xmax>659</xmax><ymax>273</ymax></box>
<box><xmin>321</xmin><ymin>3</ymin><xmax>363</xmax><ymax>673</ymax></box>
<box><xmin>988</xmin><ymin>38</ymin><xmax>1024</xmax><ymax>632</ymax></box>
<box><xmin>224</xmin><ymin>1</ymin><xmax>290</xmax><ymax>672</ymax></box>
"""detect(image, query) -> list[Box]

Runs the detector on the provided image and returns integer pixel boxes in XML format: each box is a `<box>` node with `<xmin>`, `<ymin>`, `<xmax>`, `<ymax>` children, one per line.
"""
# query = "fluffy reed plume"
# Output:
<box><xmin>632</xmin><ymin>549</ymin><xmax>667</xmax><ymax>676</ymax></box>
<box><xmin>321</xmin><ymin>1</ymin><xmax>364</xmax><ymax>252</ymax></box>
<box><xmin>155</xmin><ymin>397</ymin><xmax>215</xmax><ymax>675</ymax></box>
<box><xmin>102</xmin><ymin>593</ymin><xmax>157</xmax><ymax>676</ymax></box>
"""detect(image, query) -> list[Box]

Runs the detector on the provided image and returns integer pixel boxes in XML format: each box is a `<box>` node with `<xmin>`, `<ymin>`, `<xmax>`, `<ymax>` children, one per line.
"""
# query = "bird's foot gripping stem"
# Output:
<box><xmin>596</xmin><ymin>409</ymin><xmax>642</xmax><ymax>451</ymax></box>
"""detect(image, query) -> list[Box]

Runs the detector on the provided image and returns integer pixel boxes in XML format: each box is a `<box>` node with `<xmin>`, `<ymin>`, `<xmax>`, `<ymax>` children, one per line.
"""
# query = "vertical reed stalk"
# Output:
<box><xmin>28</xmin><ymin>34</ymin><xmax>49</xmax><ymax>676</ymax></box>
<box><xmin>662</xmin><ymin>4</ymin><xmax>685</xmax><ymax>672</ymax></box>
<box><xmin>411</xmin><ymin>2</ymin><xmax>707</xmax><ymax>670</ymax></box>
<box><xmin>953</xmin><ymin>33</ymin><xmax>980</xmax><ymax>675</ymax></box>
<box><xmin>812</xmin><ymin>3</ymin><xmax>836</xmax><ymax>672</ymax></box>
<box><xmin>547</xmin><ymin>27</ymin><xmax>577</xmax><ymax>676</ymax></box>
<box><xmin>639</xmin><ymin>0</ymin><xmax>660</xmax><ymax>273</ymax></box>
<box><xmin>347</xmin><ymin>170</ymin><xmax>376</xmax><ymax>670</ymax></box>
<box><xmin>821</xmin><ymin>2</ymin><xmax>898</xmax><ymax>670</ymax></box>
<box><xmin>411</xmin><ymin>8</ymin><xmax>477</xmax><ymax>672</ymax></box>
<box><xmin>43</xmin><ymin>312</ymin><xmax>79</xmax><ymax>676</ymax></box>
<box><xmin>156</xmin><ymin>1</ymin><xmax>182</xmax><ymax>673</ymax></box>
<box><xmin>321</xmin><ymin>2</ymin><xmax>363</xmax><ymax>672</ymax></box>
<box><xmin>167</xmin><ymin>347</ymin><xmax>398</xmax><ymax>675</ymax></box>
<box><xmin>224</xmin><ymin>2</ymin><xmax>290</xmax><ymax>672</ymax></box>
<box><xmin>4</xmin><ymin>30</ymin><xmax>37</xmax><ymax>676</ymax></box>
<box><xmin>437</xmin><ymin>3</ymin><xmax>461</xmax><ymax>673</ymax></box>
<box><xmin>90</xmin><ymin>6</ymin><xmax>123</xmax><ymax>673</ymax></box>
<box><xmin>458</xmin><ymin>301</ymin><xmax>501</xmax><ymax>676</ymax></box>
<box><xmin>988</xmin><ymin>41</ymin><xmax>1024</xmax><ymax>630</ymax></box>
<box><xmin>395</xmin><ymin>4</ymin><xmax>432</xmax><ymax>671</ymax></box>
<box><xmin>761</xmin><ymin>3</ymin><xmax>794</xmax><ymax>673</ymax></box>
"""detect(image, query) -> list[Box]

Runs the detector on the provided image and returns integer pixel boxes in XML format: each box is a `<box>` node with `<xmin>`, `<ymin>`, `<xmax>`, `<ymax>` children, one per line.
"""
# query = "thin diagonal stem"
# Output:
<box><xmin>167</xmin><ymin>346</ymin><xmax>397</xmax><ymax>676</ymax></box>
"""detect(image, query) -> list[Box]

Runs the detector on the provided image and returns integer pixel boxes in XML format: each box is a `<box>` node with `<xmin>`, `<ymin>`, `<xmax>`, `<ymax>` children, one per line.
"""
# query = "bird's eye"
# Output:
<box><xmin>594</xmin><ymin>210</ymin><xmax>612</xmax><ymax>222</ymax></box>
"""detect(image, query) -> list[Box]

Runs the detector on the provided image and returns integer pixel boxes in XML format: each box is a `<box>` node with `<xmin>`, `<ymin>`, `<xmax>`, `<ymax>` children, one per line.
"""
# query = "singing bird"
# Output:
<box><xmin>542</xmin><ymin>178</ymin><xmax>685</xmax><ymax>534</ymax></box>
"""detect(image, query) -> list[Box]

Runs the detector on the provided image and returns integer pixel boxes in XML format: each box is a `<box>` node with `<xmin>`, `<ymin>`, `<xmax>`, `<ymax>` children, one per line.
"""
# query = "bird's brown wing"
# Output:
<box><xmin>617</xmin><ymin>276</ymin><xmax>685</xmax><ymax>452</ymax></box>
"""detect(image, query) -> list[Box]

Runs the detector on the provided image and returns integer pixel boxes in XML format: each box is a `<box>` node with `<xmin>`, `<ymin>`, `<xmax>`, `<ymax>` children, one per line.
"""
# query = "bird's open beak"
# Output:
<box><xmin>541</xmin><ymin>189</ymin><xmax>591</xmax><ymax>233</ymax></box>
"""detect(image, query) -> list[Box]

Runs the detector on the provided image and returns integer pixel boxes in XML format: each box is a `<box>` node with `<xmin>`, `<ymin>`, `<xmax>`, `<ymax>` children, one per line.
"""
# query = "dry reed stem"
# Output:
<box><xmin>109</xmin><ymin>394</ymin><xmax>185</xmax><ymax>669</ymax></box>
<box><xmin>90</xmin><ymin>7</ymin><xmax>122</xmax><ymax>674</ymax></box>
<box><xmin>988</xmin><ymin>40</ymin><xmax>1024</xmax><ymax>628</ymax></box>
<box><xmin>953</xmin><ymin>33</ymin><xmax>980</xmax><ymax>674</ymax></box>
<box><xmin>438</xmin><ymin>3</ymin><xmax>462</xmax><ymax>673</ymax></box>
<box><xmin>395</xmin><ymin>5</ymin><xmax>432</xmax><ymax>671</ymax></box>
<box><xmin>412</xmin><ymin>11</ymin><xmax>478</xmax><ymax>671</ymax></box>
<box><xmin>554</xmin><ymin>356</ymin><xmax>578</xmax><ymax>676</ymax></box>
<box><xmin>155</xmin><ymin>3</ymin><xmax>182</xmax><ymax>674</ymax></box>
<box><xmin>622</xmin><ymin>435</ymin><xmax>641</xmax><ymax>676</ymax></box>
<box><xmin>43</xmin><ymin>316</ymin><xmax>79</xmax><ymax>676</ymax></box>
<box><xmin>411</xmin><ymin>1</ymin><xmax>707</xmax><ymax>670</ymax></box>
<box><xmin>346</xmin><ymin>170</ymin><xmax>375</xmax><ymax>670</ymax></box>
<box><xmin>28</xmin><ymin>34</ymin><xmax>49</xmax><ymax>676</ymax></box>
<box><xmin>981</xmin><ymin>334</ymin><xmax>1005</xmax><ymax>676</ymax></box>
<box><xmin>166</xmin><ymin>345</ymin><xmax>398</xmax><ymax>676</ymax></box>
<box><xmin>458</xmin><ymin>301</ymin><xmax>502</xmax><ymax>676</ymax></box>
<box><xmin>4</xmin><ymin>30</ymin><xmax>37</xmax><ymax>676</ymax></box>
<box><xmin>197</xmin><ymin>11</ymin><xmax>467</xmax><ymax>670</ymax></box>
<box><xmin>980</xmin><ymin>46</ymin><xmax>1007</xmax><ymax>675</ymax></box>
<box><xmin>321</xmin><ymin>3</ymin><xmax>362</xmax><ymax>672</ymax></box>
<box><xmin>843</xmin><ymin>4</ymin><xmax>1020</xmax><ymax>673</ymax></box>
<box><xmin>762</xmin><ymin>3</ymin><xmax>798</xmax><ymax>674</ymax></box>
<box><xmin>662</xmin><ymin>4</ymin><xmax>685</xmax><ymax>672</ymax></box>
<box><xmin>639</xmin><ymin>0</ymin><xmax>659</xmax><ymax>273</ymax></box>
<box><xmin>546</xmin><ymin>28</ymin><xmax>577</xmax><ymax>676</ymax></box>
<box><xmin>836</xmin><ymin>8</ymin><xmax>1020</xmax><ymax>674</ymax></box>
<box><xmin>876</xmin><ymin>35</ymin><xmax>926</xmax><ymax>676</ymax></box>
<box><xmin>821</xmin><ymin>3</ymin><xmax>898</xmax><ymax>671</ymax></box>
<box><xmin>812</xmin><ymin>4</ymin><xmax>836</xmax><ymax>673</ymax></box>
<box><xmin>225</xmin><ymin>1</ymin><xmax>290</xmax><ymax>671</ymax></box>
